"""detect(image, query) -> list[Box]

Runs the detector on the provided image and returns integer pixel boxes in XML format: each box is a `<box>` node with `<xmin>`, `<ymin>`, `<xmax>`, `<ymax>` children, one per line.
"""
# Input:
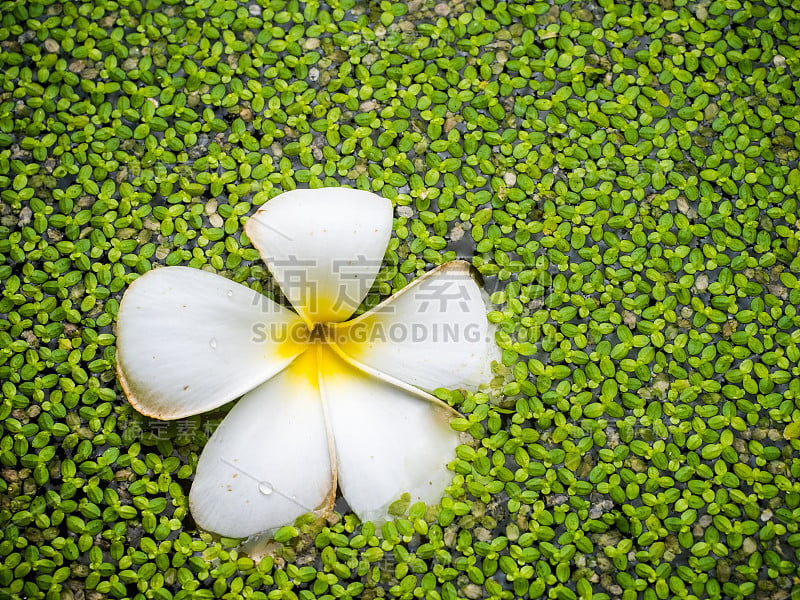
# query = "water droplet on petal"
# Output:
<box><xmin>258</xmin><ymin>481</ymin><xmax>274</xmax><ymax>496</ymax></box>
<box><xmin>226</xmin><ymin>289</ymin><xmax>234</xmax><ymax>298</ymax></box>
<box><xmin>209</xmin><ymin>337</ymin><xmax>218</xmax><ymax>350</ymax></box>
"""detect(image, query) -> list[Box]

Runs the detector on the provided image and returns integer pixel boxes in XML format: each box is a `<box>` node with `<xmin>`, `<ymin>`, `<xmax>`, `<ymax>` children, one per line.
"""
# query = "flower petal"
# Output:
<box><xmin>189</xmin><ymin>350</ymin><xmax>335</xmax><ymax>538</ymax></box>
<box><xmin>244</xmin><ymin>188</ymin><xmax>393</xmax><ymax>325</ymax></box>
<box><xmin>319</xmin><ymin>347</ymin><xmax>459</xmax><ymax>524</ymax></box>
<box><xmin>117</xmin><ymin>266</ymin><xmax>307</xmax><ymax>420</ymax></box>
<box><xmin>330</xmin><ymin>261</ymin><xmax>498</xmax><ymax>392</ymax></box>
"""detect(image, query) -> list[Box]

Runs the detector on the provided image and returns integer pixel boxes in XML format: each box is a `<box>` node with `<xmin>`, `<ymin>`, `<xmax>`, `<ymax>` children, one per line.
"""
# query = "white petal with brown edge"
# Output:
<box><xmin>319</xmin><ymin>347</ymin><xmax>460</xmax><ymax>524</ymax></box>
<box><xmin>245</xmin><ymin>188</ymin><xmax>393</xmax><ymax>326</ymax></box>
<box><xmin>116</xmin><ymin>266</ymin><xmax>307</xmax><ymax>420</ymax></box>
<box><xmin>330</xmin><ymin>261</ymin><xmax>499</xmax><ymax>392</ymax></box>
<box><xmin>189</xmin><ymin>350</ymin><xmax>335</xmax><ymax>539</ymax></box>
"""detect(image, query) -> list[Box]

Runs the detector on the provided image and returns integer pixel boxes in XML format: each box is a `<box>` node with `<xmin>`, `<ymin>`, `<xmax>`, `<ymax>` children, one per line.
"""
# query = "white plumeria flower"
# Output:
<box><xmin>116</xmin><ymin>188</ymin><xmax>498</xmax><ymax>544</ymax></box>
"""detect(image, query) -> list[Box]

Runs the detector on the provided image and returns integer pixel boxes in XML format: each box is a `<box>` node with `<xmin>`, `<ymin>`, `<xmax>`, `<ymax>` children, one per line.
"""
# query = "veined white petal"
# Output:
<box><xmin>190</xmin><ymin>350</ymin><xmax>335</xmax><ymax>538</ymax></box>
<box><xmin>330</xmin><ymin>261</ymin><xmax>498</xmax><ymax>392</ymax></box>
<box><xmin>244</xmin><ymin>188</ymin><xmax>393</xmax><ymax>325</ymax></box>
<box><xmin>319</xmin><ymin>347</ymin><xmax>459</xmax><ymax>524</ymax></box>
<box><xmin>117</xmin><ymin>266</ymin><xmax>308</xmax><ymax>420</ymax></box>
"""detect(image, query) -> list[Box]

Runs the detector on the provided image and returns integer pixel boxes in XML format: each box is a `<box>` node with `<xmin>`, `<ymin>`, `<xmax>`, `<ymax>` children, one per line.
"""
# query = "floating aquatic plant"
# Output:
<box><xmin>116</xmin><ymin>187</ymin><xmax>497</xmax><ymax>542</ymax></box>
<box><xmin>3</xmin><ymin>0</ymin><xmax>800</xmax><ymax>597</ymax></box>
